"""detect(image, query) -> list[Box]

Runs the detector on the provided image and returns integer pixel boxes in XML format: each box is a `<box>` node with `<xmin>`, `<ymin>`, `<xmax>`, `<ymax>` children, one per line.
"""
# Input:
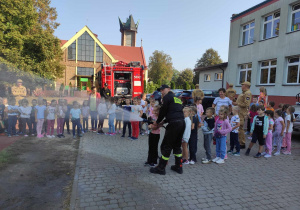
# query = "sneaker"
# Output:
<box><xmin>37</xmin><ymin>134</ymin><xmax>43</xmax><ymax>138</ymax></box>
<box><xmin>119</xmin><ymin>130</ymin><xmax>122</xmax><ymax>134</ymax></box>
<box><xmin>224</xmin><ymin>154</ymin><xmax>228</xmax><ymax>160</ymax></box>
<box><xmin>61</xmin><ymin>135</ymin><xmax>65</xmax><ymax>138</ymax></box>
<box><xmin>47</xmin><ymin>135</ymin><xmax>52</xmax><ymax>138</ymax></box>
<box><xmin>92</xmin><ymin>129</ymin><xmax>97</xmax><ymax>133</ymax></box>
<box><xmin>247</xmin><ymin>136</ymin><xmax>252</xmax><ymax>140</ymax></box>
<box><xmin>128</xmin><ymin>136</ymin><xmax>131</xmax><ymax>138</ymax></box>
<box><xmin>7</xmin><ymin>135</ymin><xmax>11</xmax><ymax>138</ymax></box>
<box><xmin>82</xmin><ymin>131</ymin><xmax>85</xmax><ymax>134</ymax></box>
<box><xmin>216</xmin><ymin>159</ymin><xmax>225</xmax><ymax>164</ymax></box>
<box><xmin>245</xmin><ymin>149</ymin><xmax>250</xmax><ymax>156</ymax></box>
<box><xmin>212</xmin><ymin>157</ymin><xmax>220</xmax><ymax>162</ymax></box>
<box><xmin>283</xmin><ymin>151</ymin><xmax>291</xmax><ymax>155</ymax></box>
<box><xmin>144</xmin><ymin>161</ymin><xmax>150</xmax><ymax>166</ymax></box>
<box><xmin>149</xmin><ymin>163</ymin><xmax>156</xmax><ymax>167</ymax></box>
<box><xmin>131</xmin><ymin>137</ymin><xmax>138</xmax><ymax>140</ymax></box>
<box><xmin>233</xmin><ymin>152</ymin><xmax>240</xmax><ymax>156</ymax></box>
<box><xmin>227</xmin><ymin>150</ymin><xmax>233</xmax><ymax>154</ymax></box>
<box><xmin>78</xmin><ymin>134</ymin><xmax>83</xmax><ymax>137</ymax></box>
<box><xmin>51</xmin><ymin>135</ymin><xmax>55</xmax><ymax>138</ymax></box>
<box><xmin>201</xmin><ymin>157</ymin><xmax>207</xmax><ymax>161</ymax></box>
<box><xmin>202</xmin><ymin>159</ymin><xmax>212</xmax><ymax>164</ymax></box>
<box><xmin>141</xmin><ymin>133</ymin><xmax>144</xmax><ymax>136</ymax></box>
<box><xmin>73</xmin><ymin>135</ymin><xmax>76</xmax><ymax>139</ymax></box>
<box><xmin>189</xmin><ymin>160</ymin><xmax>195</xmax><ymax>165</ymax></box>
<box><xmin>261</xmin><ymin>152</ymin><xmax>267</xmax><ymax>156</ymax></box>
<box><xmin>245</xmin><ymin>131</ymin><xmax>250</xmax><ymax>135</ymax></box>
<box><xmin>24</xmin><ymin>134</ymin><xmax>28</xmax><ymax>137</ymax></box>
<box><xmin>110</xmin><ymin>133</ymin><xmax>116</xmax><ymax>136</ymax></box>
<box><xmin>182</xmin><ymin>159</ymin><xmax>189</xmax><ymax>164</ymax></box>
<box><xmin>67</xmin><ymin>131</ymin><xmax>71</xmax><ymax>135</ymax></box>
<box><xmin>274</xmin><ymin>151</ymin><xmax>280</xmax><ymax>156</ymax></box>
<box><xmin>264</xmin><ymin>154</ymin><xmax>272</xmax><ymax>158</ymax></box>
<box><xmin>105</xmin><ymin>132</ymin><xmax>111</xmax><ymax>135</ymax></box>
<box><xmin>254</xmin><ymin>153</ymin><xmax>262</xmax><ymax>158</ymax></box>
<box><xmin>31</xmin><ymin>134</ymin><xmax>35</xmax><ymax>136</ymax></box>
<box><xmin>13</xmin><ymin>134</ymin><xmax>19</xmax><ymax>137</ymax></box>
<box><xmin>121</xmin><ymin>135</ymin><xmax>125</xmax><ymax>138</ymax></box>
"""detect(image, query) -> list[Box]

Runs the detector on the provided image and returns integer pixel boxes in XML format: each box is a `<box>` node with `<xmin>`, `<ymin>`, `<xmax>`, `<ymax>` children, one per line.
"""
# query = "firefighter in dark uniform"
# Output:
<box><xmin>150</xmin><ymin>85</ymin><xmax>185</xmax><ymax>175</ymax></box>
<box><xmin>100</xmin><ymin>83</ymin><xmax>111</xmax><ymax>100</ymax></box>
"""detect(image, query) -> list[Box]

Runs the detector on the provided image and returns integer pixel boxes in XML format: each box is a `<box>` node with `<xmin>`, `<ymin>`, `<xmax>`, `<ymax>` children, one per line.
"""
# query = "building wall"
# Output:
<box><xmin>198</xmin><ymin>68</ymin><xmax>225</xmax><ymax>90</ymax></box>
<box><xmin>227</xmin><ymin>0</ymin><xmax>300</xmax><ymax>102</ymax></box>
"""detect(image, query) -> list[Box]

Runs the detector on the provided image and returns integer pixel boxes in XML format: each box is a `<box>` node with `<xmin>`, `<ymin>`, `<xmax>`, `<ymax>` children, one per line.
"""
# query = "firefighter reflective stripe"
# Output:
<box><xmin>174</xmin><ymin>154</ymin><xmax>182</xmax><ymax>157</ymax></box>
<box><xmin>174</xmin><ymin>97</ymin><xmax>182</xmax><ymax>104</ymax></box>
<box><xmin>162</xmin><ymin>155</ymin><xmax>169</xmax><ymax>160</ymax></box>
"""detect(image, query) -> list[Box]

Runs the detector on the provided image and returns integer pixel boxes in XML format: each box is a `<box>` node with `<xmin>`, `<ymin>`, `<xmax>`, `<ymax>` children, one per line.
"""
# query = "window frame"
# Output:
<box><xmin>77</xmin><ymin>32</ymin><xmax>95</xmax><ymax>62</ymax></box>
<box><xmin>68</xmin><ymin>41</ymin><xmax>76</xmax><ymax>60</ymax></box>
<box><xmin>204</xmin><ymin>74</ymin><xmax>211</xmax><ymax>82</ymax></box>
<box><xmin>241</xmin><ymin>21</ymin><xmax>255</xmax><ymax>46</ymax></box>
<box><xmin>291</xmin><ymin>3</ymin><xmax>300</xmax><ymax>32</ymax></box>
<box><xmin>262</xmin><ymin>11</ymin><xmax>280</xmax><ymax>40</ymax></box>
<box><xmin>286</xmin><ymin>56</ymin><xmax>300</xmax><ymax>84</ymax></box>
<box><xmin>77</xmin><ymin>67</ymin><xmax>94</xmax><ymax>76</ymax></box>
<box><xmin>214</xmin><ymin>73</ymin><xmax>223</xmax><ymax>81</ymax></box>
<box><xmin>238</xmin><ymin>63</ymin><xmax>252</xmax><ymax>84</ymax></box>
<box><xmin>259</xmin><ymin>60</ymin><xmax>277</xmax><ymax>85</ymax></box>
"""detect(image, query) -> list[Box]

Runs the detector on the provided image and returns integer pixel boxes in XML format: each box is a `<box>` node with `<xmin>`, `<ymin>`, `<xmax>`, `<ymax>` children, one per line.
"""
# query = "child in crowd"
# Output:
<box><xmin>228</xmin><ymin>106</ymin><xmax>240</xmax><ymax>156</ymax></box>
<box><xmin>19</xmin><ymin>99</ymin><xmax>32</xmax><ymax>137</ymax></box>
<box><xmin>115</xmin><ymin>98</ymin><xmax>122</xmax><ymax>134</ymax></box>
<box><xmin>195</xmin><ymin>98</ymin><xmax>204</xmax><ymax>122</ymax></box>
<box><xmin>266</xmin><ymin>101</ymin><xmax>275</xmax><ymax>112</ymax></box>
<box><xmin>7</xmin><ymin>96</ymin><xmax>19</xmax><ymax>137</ymax></box>
<box><xmin>138</xmin><ymin>98</ymin><xmax>146</xmax><ymax>136</ymax></box>
<box><xmin>35</xmin><ymin>97</ymin><xmax>47</xmax><ymax>138</ymax></box>
<box><xmin>107</xmin><ymin>97</ymin><xmax>116</xmax><ymax>135</ymax></box>
<box><xmin>57</xmin><ymin>99</ymin><xmax>67</xmax><ymax>138</ymax></box>
<box><xmin>278</xmin><ymin>103</ymin><xmax>284</xmax><ymax>109</ymax></box>
<box><xmin>281</xmin><ymin>104</ymin><xmax>290</xmax><ymax>150</ymax></box>
<box><xmin>283</xmin><ymin>106</ymin><xmax>295</xmax><ymax>155</ymax></box>
<box><xmin>258</xmin><ymin>100</ymin><xmax>264</xmax><ymax>107</ymax></box>
<box><xmin>30</xmin><ymin>99</ymin><xmax>37</xmax><ymax>135</ymax></box>
<box><xmin>250</xmin><ymin>97</ymin><xmax>259</xmax><ymax>107</ymax></box>
<box><xmin>46</xmin><ymin>99</ymin><xmax>57</xmax><ymax>138</ymax></box>
<box><xmin>97</xmin><ymin>98</ymin><xmax>107</xmax><ymax>134</ymax></box>
<box><xmin>263</xmin><ymin>110</ymin><xmax>274</xmax><ymax>158</ymax></box>
<box><xmin>188</xmin><ymin>107</ymin><xmax>200</xmax><ymax>164</ymax></box>
<box><xmin>182</xmin><ymin>107</ymin><xmax>192</xmax><ymax>164</ymax></box>
<box><xmin>131</xmin><ymin>97</ymin><xmax>143</xmax><ymax>140</ymax></box>
<box><xmin>81</xmin><ymin>100</ymin><xmax>90</xmax><ymax>133</ymax></box>
<box><xmin>201</xmin><ymin>107</ymin><xmax>215</xmax><ymax>164</ymax></box>
<box><xmin>212</xmin><ymin>108</ymin><xmax>232</xmax><ymax>164</ymax></box>
<box><xmin>273</xmin><ymin>109</ymin><xmax>285</xmax><ymax>156</ymax></box>
<box><xmin>247</xmin><ymin>104</ymin><xmax>258</xmax><ymax>135</ymax></box>
<box><xmin>42</xmin><ymin>99</ymin><xmax>48</xmax><ymax>135</ymax></box>
<box><xmin>258</xmin><ymin>86</ymin><xmax>267</xmax><ymax>107</ymax></box>
<box><xmin>145</xmin><ymin>105</ymin><xmax>161</xmax><ymax>167</ymax></box>
<box><xmin>245</xmin><ymin>105</ymin><xmax>269</xmax><ymax>158</ymax></box>
<box><xmin>121</xmin><ymin>98</ymin><xmax>132</xmax><ymax>138</ymax></box>
<box><xmin>63</xmin><ymin>99</ymin><xmax>71</xmax><ymax>135</ymax></box>
<box><xmin>70</xmin><ymin>101</ymin><xmax>82</xmax><ymax>138</ymax></box>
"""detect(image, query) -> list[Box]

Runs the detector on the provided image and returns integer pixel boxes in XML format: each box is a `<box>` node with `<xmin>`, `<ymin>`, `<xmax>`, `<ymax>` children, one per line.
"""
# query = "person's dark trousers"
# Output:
<box><xmin>90</xmin><ymin>111</ymin><xmax>97</xmax><ymax>130</ymax></box>
<box><xmin>83</xmin><ymin>117</ymin><xmax>88</xmax><ymax>132</ymax></box>
<box><xmin>159</xmin><ymin>120</ymin><xmax>185</xmax><ymax>168</ymax></box>
<box><xmin>43</xmin><ymin>120</ymin><xmax>47</xmax><ymax>134</ymax></box>
<box><xmin>247</xmin><ymin>118</ymin><xmax>251</xmax><ymax>132</ymax></box>
<box><xmin>4</xmin><ymin>119</ymin><xmax>8</xmax><ymax>131</ymax></box>
<box><xmin>30</xmin><ymin>116</ymin><xmax>36</xmax><ymax>135</ymax></box>
<box><xmin>147</xmin><ymin>133</ymin><xmax>160</xmax><ymax>164</ymax></box>
<box><xmin>21</xmin><ymin>118</ymin><xmax>32</xmax><ymax>135</ymax></box>
<box><xmin>18</xmin><ymin>117</ymin><xmax>23</xmax><ymax>133</ymax></box>
<box><xmin>63</xmin><ymin>117</ymin><xmax>70</xmax><ymax>134</ymax></box>
<box><xmin>122</xmin><ymin>121</ymin><xmax>131</xmax><ymax>136</ymax></box>
<box><xmin>230</xmin><ymin>132</ymin><xmax>240</xmax><ymax>152</ymax></box>
<box><xmin>98</xmin><ymin>115</ymin><xmax>105</xmax><ymax>130</ymax></box>
<box><xmin>72</xmin><ymin>118</ymin><xmax>81</xmax><ymax>136</ymax></box>
<box><xmin>8</xmin><ymin>115</ymin><xmax>17</xmax><ymax>135</ymax></box>
<box><xmin>188</xmin><ymin>133</ymin><xmax>198</xmax><ymax>162</ymax></box>
<box><xmin>203</xmin><ymin>133</ymin><xmax>212</xmax><ymax>160</ymax></box>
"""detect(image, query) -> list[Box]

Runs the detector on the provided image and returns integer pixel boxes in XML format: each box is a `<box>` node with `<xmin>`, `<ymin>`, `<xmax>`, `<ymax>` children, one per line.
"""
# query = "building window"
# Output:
<box><xmin>242</xmin><ymin>21</ymin><xmax>255</xmax><ymax>46</ymax></box>
<box><xmin>263</xmin><ymin>12</ymin><xmax>280</xmax><ymax>39</ymax></box>
<box><xmin>291</xmin><ymin>3</ymin><xmax>300</xmax><ymax>32</ymax></box>
<box><xmin>260</xmin><ymin>60</ymin><xmax>277</xmax><ymax>84</ymax></box>
<box><xmin>239</xmin><ymin>63</ymin><xmax>252</xmax><ymax>84</ymax></box>
<box><xmin>96</xmin><ymin>44</ymin><xmax>103</xmax><ymax>62</ymax></box>
<box><xmin>77</xmin><ymin>32</ymin><xmax>94</xmax><ymax>62</ymax></box>
<box><xmin>215</xmin><ymin>73</ymin><xmax>223</xmax><ymax>81</ymax></box>
<box><xmin>287</xmin><ymin>56</ymin><xmax>300</xmax><ymax>84</ymax></box>
<box><xmin>77</xmin><ymin>67</ymin><xmax>94</xmax><ymax>76</ymax></box>
<box><xmin>204</xmin><ymin>74</ymin><xmax>211</xmax><ymax>82</ymax></box>
<box><xmin>68</xmin><ymin>41</ymin><xmax>76</xmax><ymax>60</ymax></box>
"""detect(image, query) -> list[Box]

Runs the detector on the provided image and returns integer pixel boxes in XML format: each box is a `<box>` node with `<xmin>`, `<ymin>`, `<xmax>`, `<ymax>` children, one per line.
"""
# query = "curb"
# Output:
<box><xmin>70</xmin><ymin>137</ymin><xmax>83</xmax><ymax>210</ymax></box>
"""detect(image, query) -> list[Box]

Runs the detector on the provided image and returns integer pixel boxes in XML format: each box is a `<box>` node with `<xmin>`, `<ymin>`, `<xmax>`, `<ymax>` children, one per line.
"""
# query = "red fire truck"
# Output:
<box><xmin>98</xmin><ymin>61</ymin><xmax>145</xmax><ymax>99</ymax></box>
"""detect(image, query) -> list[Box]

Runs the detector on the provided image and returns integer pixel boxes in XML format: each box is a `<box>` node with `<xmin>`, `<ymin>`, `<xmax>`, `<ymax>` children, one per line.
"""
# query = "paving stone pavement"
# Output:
<box><xmin>70</xmin><ymin>126</ymin><xmax>300</xmax><ymax>210</ymax></box>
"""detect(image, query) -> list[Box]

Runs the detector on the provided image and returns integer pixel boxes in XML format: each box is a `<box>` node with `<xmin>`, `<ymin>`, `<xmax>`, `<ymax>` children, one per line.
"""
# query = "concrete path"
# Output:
<box><xmin>70</xmin><ymin>128</ymin><xmax>300</xmax><ymax>210</ymax></box>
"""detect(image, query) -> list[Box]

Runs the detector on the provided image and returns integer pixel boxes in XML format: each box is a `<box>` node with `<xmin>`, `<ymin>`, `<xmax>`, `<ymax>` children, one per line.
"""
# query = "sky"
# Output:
<box><xmin>51</xmin><ymin>0</ymin><xmax>264</xmax><ymax>71</ymax></box>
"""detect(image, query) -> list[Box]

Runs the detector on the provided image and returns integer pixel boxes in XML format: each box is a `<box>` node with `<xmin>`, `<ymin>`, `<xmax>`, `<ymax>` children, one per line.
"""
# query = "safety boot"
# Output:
<box><xmin>150</xmin><ymin>158</ymin><xmax>167</xmax><ymax>175</ymax></box>
<box><xmin>171</xmin><ymin>156</ymin><xmax>183</xmax><ymax>174</ymax></box>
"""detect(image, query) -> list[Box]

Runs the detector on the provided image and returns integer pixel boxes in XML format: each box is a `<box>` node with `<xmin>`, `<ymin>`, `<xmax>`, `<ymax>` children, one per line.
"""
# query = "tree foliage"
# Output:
<box><xmin>0</xmin><ymin>0</ymin><xmax>64</xmax><ymax>86</ymax></box>
<box><xmin>148</xmin><ymin>50</ymin><xmax>173</xmax><ymax>85</ymax></box>
<box><xmin>176</xmin><ymin>68</ymin><xmax>194</xmax><ymax>88</ymax></box>
<box><xmin>194</xmin><ymin>48</ymin><xmax>223</xmax><ymax>84</ymax></box>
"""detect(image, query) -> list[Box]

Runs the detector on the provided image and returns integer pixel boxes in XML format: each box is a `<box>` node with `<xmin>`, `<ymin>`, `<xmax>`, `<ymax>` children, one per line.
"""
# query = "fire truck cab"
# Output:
<box><xmin>98</xmin><ymin>61</ymin><xmax>145</xmax><ymax>99</ymax></box>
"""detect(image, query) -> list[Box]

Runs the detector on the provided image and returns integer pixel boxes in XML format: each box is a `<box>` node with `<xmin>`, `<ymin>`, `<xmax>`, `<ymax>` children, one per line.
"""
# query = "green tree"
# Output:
<box><xmin>148</xmin><ymin>50</ymin><xmax>173</xmax><ymax>85</ymax></box>
<box><xmin>171</xmin><ymin>68</ymin><xmax>180</xmax><ymax>85</ymax></box>
<box><xmin>0</xmin><ymin>0</ymin><xmax>64</xmax><ymax>82</ymax></box>
<box><xmin>191</xmin><ymin>83</ymin><xmax>195</xmax><ymax>90</ymax></box>
<box><xmin>184</xmin><ymin>82</ymin><xmax>191</xmax><ymax>90</ymax></box>
<box><xmin>194</xmin><ymin>48</ymin><xmax>223</xmax><ymax>84</ymax></box>
<box><xmin>170</xmin><ymin>81</ymin><xmax>175</xmax><ymax>89</ymax></box>
<box><xmin>176</xmin><ymin>68</ymin><xmax>194</xmax><ymax>88</ymax></box>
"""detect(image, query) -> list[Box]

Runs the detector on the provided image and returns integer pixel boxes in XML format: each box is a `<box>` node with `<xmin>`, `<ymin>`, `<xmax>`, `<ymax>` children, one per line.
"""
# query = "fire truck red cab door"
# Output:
<box><xmin>132</xmin><ymin>68</ymin><xmax>143</xmax><ymax>98</ymax></box>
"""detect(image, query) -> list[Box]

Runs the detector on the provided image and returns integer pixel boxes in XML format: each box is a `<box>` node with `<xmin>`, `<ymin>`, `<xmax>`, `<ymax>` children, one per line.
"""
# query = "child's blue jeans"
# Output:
<box><xmin>8</xmin><ymin>115</ymin><xmax>17</xmax><ymax>135</ymax></box>
<box><xmin>216</xmin><ymin>136</ymin><xmax>227</xmax><ymax>159</ymax></box>
<box><xmin>108</xmin><ymin>114</ymin><xmax>115</xmax><ymax>133</ymax></box>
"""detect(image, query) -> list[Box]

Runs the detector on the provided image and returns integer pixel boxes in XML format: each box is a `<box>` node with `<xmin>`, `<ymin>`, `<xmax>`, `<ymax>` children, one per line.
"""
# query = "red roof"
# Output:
<box><xmin>103</xmin><ymin>44</ymin><xmax>147</xmax><ymax>68</ymax></box>
<box><xmin>60</xmin><ymin>40</ymin><xmax>68</xmax><ymax>46</ymax></box>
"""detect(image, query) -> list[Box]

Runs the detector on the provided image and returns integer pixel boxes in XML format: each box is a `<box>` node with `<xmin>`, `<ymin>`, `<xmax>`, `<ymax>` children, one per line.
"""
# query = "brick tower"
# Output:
<box><xmin>119</xmin><ymin>15</ymin><xmax>139</xmax><ymax>47</ymax></box>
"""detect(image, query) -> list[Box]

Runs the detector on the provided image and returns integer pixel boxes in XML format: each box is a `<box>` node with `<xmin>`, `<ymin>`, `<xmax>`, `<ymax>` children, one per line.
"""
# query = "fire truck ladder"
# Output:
<box><xmin>104</xmin><ymin>64</ymin><xmax>114</xmax><ymax>94</ymax></box>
